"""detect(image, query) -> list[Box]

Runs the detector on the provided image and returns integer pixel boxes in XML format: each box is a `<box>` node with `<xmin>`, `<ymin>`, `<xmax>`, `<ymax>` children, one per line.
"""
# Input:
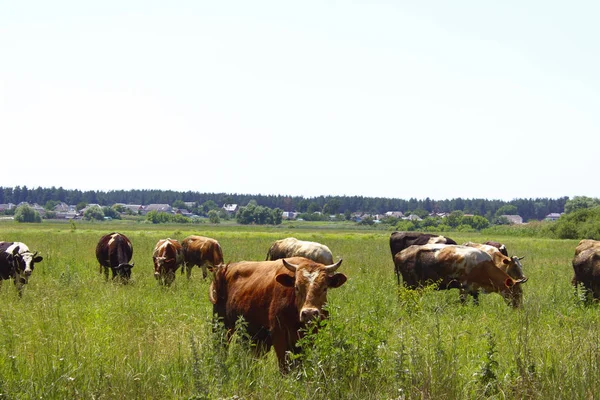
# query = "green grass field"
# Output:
<box><xmin>0</xmin><ymin>220</ymin><xmax>595</xmax><ymax>399</ymax></box>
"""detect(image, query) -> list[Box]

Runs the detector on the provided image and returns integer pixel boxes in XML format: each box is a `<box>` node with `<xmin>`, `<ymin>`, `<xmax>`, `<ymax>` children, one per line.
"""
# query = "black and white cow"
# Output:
<box><xmin>0</xmin><ymin>241</ymin><xmax>43</xmax><ymax>296</ymax></box>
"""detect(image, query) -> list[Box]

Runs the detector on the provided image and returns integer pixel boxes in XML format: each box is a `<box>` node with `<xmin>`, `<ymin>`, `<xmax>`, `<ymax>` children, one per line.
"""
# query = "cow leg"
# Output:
<box><xmin>185</xmin><ymin>263</ymin><xmax>193</xmax><ymax>279</ymax></box>
<box><xmin>200</xmin><ymin>263</ymin><xmax>207</xmax><ymax>279</ymax></box>
<box><xmin>471</xmin><ymin>291</ymin><xmax>480</xmax><ymax>306</ymax></box>
<box><xmin>271</xmin><ymin>331</ymin><xmax>291</xmax><ymax>373</ymax></box>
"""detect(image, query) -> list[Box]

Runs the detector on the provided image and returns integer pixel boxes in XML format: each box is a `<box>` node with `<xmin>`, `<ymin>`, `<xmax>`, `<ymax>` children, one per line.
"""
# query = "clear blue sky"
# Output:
<box><xmin>2</xmin><ymin>1</ymin><xmax>598</xmax><ymax>200</ymax></box>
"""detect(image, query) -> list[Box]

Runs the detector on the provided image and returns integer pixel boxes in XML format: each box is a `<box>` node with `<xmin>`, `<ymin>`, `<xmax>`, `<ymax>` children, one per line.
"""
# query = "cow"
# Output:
<box><xmin>152</xmin><ymin>238</ymin><xmax>184</xmax><ymax>285</ymax></box>
<box><xmin>483</xmin><ymin>241</ymin><xmax>509</xmax><ymax>257</ymax></box>
<box><xmin>265</xmin><ymin>237</ymin><xmax>334</xmax><ymax>265</ymax></box>
<box><xmin>572</xmin><ymin>239</ymin><xmax>600</xmax><ymax>301</ymax></box>
<box><xmin>390</xmin><ymin>231</ymin><xmax>457</xmax><ymax>284</ymax></box>
<box><xmin>181</xmin><ymin>235</ymin><xmax>224</xmax><ymax>279</ymax></box>
<box><xmin>209</xmin><ymin>256</ymin><xmax>347</xmax><ymax>371</ymax></box>
<box><xmin>95</xmin><ymin>232</ymin><xmax>134</xmax><ymax>282</ymax></box>
<box><xmin>0</xmin><ymin>242</ymin><xmax>43</xmax><ymax>296</ymax></box>
<box><xmin>393</xmin><ymin>243</ymin><xmax>526</xmax><ymax>307</ymax></box>
<box><xmin>462</xmin><ymin>242</ymin><xmax>528</xmax><ymax>306</ymax></box>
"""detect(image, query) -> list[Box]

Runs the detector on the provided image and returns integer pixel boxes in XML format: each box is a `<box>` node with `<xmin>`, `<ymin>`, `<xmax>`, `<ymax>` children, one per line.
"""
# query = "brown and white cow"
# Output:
<box><xmin>152</xmin><ymin>238</ymin><xmax>184</xmax><ymax>285</ymax></box>
<box><xmin>0</xmin><ymin>241</ymin><xmax>43</xmax><ymax>296</ymax></box>
<box><xmin>483</xmin><ymin>241</ymin><xmax>509</xmax><ymax>257</ymax></box>
<box><xmin>572</xmin><ymin>239</ymin><xmax>600</xmax><ymax>301</ymax></box>
<box><xmin>266</xmin><ymin>237</ymin><xmax>334</xmax><ymax>265</ymax></box>
<box><xmin>390</xmin><ymin>231</ymin><xmax>457</xmax><ymax>284</ymax></box>
<box><xmin>181</xmin><ymin>235</ymin><xmax>224</xmax><ymax>279</ymax></box>
<box><xmin>462</xmin><ymin>242</ymin><xmax>528</xmax><ymax>306</ymax></box>
<box><xmin>210</xmin><ymin>256</ymin><xmax>347</xmax><ymax>371</ymax></box>
<box><xmin>96</xmin><ymin>232</ymin><xmax>134</xmax><ymax>282</ymax></box>
<box><xmin>394</xmin><ymin>243</ymin><xmax>525</xmax><ymax>307</ymax></box>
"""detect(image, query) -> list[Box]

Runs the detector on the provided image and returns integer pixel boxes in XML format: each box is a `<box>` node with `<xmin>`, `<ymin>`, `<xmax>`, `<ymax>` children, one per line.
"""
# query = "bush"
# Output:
<box><xmin>84</xmin><ymin>206</ymin><xmax>104</xmax><ymax>221</ymax></box>
<box><xmin>14</xmin><ymin>204</ymin><xmax>42</xmax><ymax>223</ymax></box>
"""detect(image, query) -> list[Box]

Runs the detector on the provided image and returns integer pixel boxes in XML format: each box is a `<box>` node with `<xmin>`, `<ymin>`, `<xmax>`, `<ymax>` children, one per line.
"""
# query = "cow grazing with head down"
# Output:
<box><xmin>266</xmin><ymin>237</ymin><xmax>334</xmax><ymax>265</ymax></box>
<box><xmin>152</xmin><ymin>238</ymin><xmax>184</xmax><ymax>285</ymax></box>
<box><xmin>181</xmin><ymin>235</ymin><xmax>224</xmax><ymax>279</ymax></box>
<box><xmin>96</xmin><ymin>232</ymin><xmax>134</xmax><ymax>282</ymax></box>
<box><xmin>210</xmin><ymin>256</ymin><xmax>347</xmax><ymax>371</ymax></box>
<box><xmin>0</xmin><ymin>242</ymin><xmax>43</xmax><ymax>296</ymax></box>
<box><xmin>572</xmin><ymin>239</ymin><xmax>600</xmax><ymax>301</ymax></box>
<box><xmin>462</xmin><ymin>242</ymin><xmax>528</xmax><ymax>306</ymax></box>
<box><xmin>390</xmin><ymin>231</ymin><xmax>457</xmax><ymax>284</ymax></box>
<box><xmin>394</xmin><ymin>243</ymin><xmax>525</xmax><ymax>307</ymax></box>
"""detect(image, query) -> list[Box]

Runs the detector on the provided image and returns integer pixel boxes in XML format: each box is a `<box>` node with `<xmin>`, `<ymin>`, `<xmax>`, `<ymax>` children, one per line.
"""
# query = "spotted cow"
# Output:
<box><xmin>462</xmin><ymin>242</ymin><xmax>528</xmax><ymax>306</ymax></box>
<box><xmin>389</xmin><ymin>231</ymin><xmax>457</xmax><ymax>284</ymax></box>
<box><xmin>266</xmin><ymin>237</ymin><xmax>334</xmax><ymax>265</ymax></box>
<box><xmin>394</xmin><ymin>243</ymin><xmax>525</xmax><ymax>307</ymax></box>
<box><xmin>152</xmin><ymin>238</ymin><xmax>184</xmax><ymax>285</ymax></box>
<box><xmin>0</xmin><ymin>242</ymin><xmax>43</xmax><ymax>296</ymax></box>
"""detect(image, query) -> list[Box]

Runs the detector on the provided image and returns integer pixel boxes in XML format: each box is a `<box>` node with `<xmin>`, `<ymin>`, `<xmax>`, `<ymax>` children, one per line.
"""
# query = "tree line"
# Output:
<box><xmin>0</xmin><ymin>186</ymin><xmax>568</xmax><ymax>222</ymax></box>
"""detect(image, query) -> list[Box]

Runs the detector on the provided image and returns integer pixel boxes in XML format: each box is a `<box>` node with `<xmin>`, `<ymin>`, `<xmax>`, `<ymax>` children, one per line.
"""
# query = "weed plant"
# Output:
<box><xmin>0</xmin><ymin>221</ymin><xmax>595</xmax><ymax>398</ymax></box>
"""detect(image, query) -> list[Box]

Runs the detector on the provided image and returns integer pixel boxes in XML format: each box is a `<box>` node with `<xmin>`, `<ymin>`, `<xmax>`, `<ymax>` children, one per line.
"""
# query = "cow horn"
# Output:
<box><xmin>282</xmin><ymin>259</ymin><xmax>298</xmax><ymax>273</ymax></box>
<box><xmin>517</xmin><ymin>276</ymin><xmax>528</xmax><ymax>284</ymax></box>
<box><xmin>518</xmin><ymin>256</ymin><xmax>525</xmax><ymax>260</ymax></box>
<box><xmin>325</xmin><ymin>259</ymin><xmax>343</xmax><ymax>272</ymax></box>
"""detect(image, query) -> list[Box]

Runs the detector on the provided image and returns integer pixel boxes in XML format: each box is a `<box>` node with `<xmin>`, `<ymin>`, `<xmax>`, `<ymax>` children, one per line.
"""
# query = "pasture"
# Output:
<box><xmin>0</xmin><ymin>221</ymin><xmax>596</xmax><ymax>399</ymax></box>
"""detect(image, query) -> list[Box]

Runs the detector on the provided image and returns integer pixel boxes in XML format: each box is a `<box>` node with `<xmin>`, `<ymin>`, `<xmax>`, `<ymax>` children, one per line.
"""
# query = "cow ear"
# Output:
<box><xmin>276</xmin><ymin>273</ymin><xmax>295</xmax><ymax>287</ymax></box>
<box><xmin>328</xmin><ymin>273</ymin><xmax>347</xmax><ymax>288</ymax></box>
<box><xmin>34</xmin><ymin>256</ymin><xmax>43</xmax><ymax>263</ymax></box>
<box><xmin>505</xmin><ymin>278</ymin><xmax>514</xmax><ymax>288</ymax></box>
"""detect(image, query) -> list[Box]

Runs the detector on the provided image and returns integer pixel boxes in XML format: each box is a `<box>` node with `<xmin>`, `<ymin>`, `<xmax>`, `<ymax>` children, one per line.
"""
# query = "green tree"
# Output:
<box><xmin>172</xmin><ymin>200</ymin><xmax>186</xmax><ymax>209</ymax></box>
<box><xmin>44</xmin><ymin>200</ymin><xmax>60</xmax><ymax>210</ymax></box>
<box><xmin>495</xmin><ymin>205</ymin><xmax>518</xmax><ymax>217</ymax></box>
<box><xmin>271</xmin><ymin>208</ymin><xmax>283</xmax><ymax>225</ymax></box>
<box><xmin>564</xmin><ymin>196</ymin><xmax>600</xmax><ymax>214</ymax></box>
<box><xmin>84</xmin><ymin>206</ymin><xmax>104</xmax><ymax>221</ymax></box>
<box><xmin>102</xmin><ymin>206</ymin><xmax>121</xmax><ymax>220</ymax></box>
<box><xmin>208</xmin><ymin>210</ymin><xmax>220</xmax><ymax>224</ymax></box>
<box><xmin>14</xmin><ymin>204</ymin><xmax>42</xmax><ymax>223</ymax></box>
<box><xmin>445</xmin><ymin>211</ymin><xmax>464</xmax><ymax>228</ymax></box>
<box><xmin>76</xmin><ymin>202</ymin><xmax>87</xmax><ymax>212</ymax></box>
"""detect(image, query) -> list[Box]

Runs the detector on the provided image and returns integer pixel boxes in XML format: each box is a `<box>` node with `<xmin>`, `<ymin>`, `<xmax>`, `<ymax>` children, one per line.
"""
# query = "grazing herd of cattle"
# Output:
<box><xmin>3</xmin><ymin>231</ymin><xmax>600</xmax><ymax>369</ymax></box>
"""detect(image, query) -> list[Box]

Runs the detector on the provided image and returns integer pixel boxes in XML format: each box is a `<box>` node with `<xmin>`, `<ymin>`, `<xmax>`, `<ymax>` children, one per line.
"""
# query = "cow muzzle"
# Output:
<box><xmin>300</xmin><ymin>308</ymin><xmax>321</xmax><ymax>323</ymax></box>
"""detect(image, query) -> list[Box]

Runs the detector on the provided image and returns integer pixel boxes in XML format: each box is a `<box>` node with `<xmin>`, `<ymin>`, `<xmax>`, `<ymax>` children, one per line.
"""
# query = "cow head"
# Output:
<box><xmin>276</xmin><ymin>259</ymin><xmax>347</xmax><ymax>324</ymax></box>
<box><xmin>500</xmin><ymin>276</ymin><xmax>528</xmax><ymax>308</ymax></box>
<box><xmin>153</xmin><ymin>256</ymin><xmax>177</xmax><ymax>285</ymax></box>
<box><xmin>11</xmin><ymin>247</ymin><xmax>43</xmax><ymax>284</ymax></box>
<box><xmin>114</xmin><ymin>262</ymin><xmax>134</xmax><ymax>281</ymax></box>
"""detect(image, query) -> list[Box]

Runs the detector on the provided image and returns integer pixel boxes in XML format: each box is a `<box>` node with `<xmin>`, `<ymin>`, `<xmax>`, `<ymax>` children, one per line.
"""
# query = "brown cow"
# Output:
<box><xmin>394</xmin><ymin>244</ymin><xmax>525</xmax><ymax>307</ymax></box>
<box><xmin>181</xmin><ymin>235</ymin><xmax>224</xmax><ymax>279</ymax></box>
<box><xmin>572</xmin><ymin>239</ymin><xmax>600</xmax><ymax>301</ymax></box>
<box><xmin>390</xmin><ymin>231</ymin><xmax>457</xmax><ymax>284</ymax></box>
<box><xmin>266</xmin><ymin>237</ymin><xmax>334</xmax><ymax>265</ymax></box>
<box><xmin>152</xmin><ymin>238</ymin><xmax>184</xmax><ymax>285</ymax></box>
<box><xmin>209</xmin><ymin>256</ymin><xmax>347</xmax><ymax>371</ymax></box>
<box><xmin>96</xmin><ymin>232</ymin><xmax>134</xmax><ymax>282</ymax></box>
<box><xmin>462</xmin><ymin>242</ymin><xmax>528</xmax><ymax>306</ymax></box>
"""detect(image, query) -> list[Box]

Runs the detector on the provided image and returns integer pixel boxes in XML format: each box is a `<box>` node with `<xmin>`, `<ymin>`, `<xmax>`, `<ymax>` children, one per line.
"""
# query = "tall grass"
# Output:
<box><xmin>0</xmin><ymin>221</ymin><xmax>595</xmax><ymax>398</ymax></box>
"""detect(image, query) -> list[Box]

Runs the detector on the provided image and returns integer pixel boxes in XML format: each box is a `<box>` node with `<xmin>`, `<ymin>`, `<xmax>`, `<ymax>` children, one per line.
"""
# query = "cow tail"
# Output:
<box><xmin>215</xmin><ymin>245</ymin><xmax>224</xmax><ymax>266</ymax></box>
